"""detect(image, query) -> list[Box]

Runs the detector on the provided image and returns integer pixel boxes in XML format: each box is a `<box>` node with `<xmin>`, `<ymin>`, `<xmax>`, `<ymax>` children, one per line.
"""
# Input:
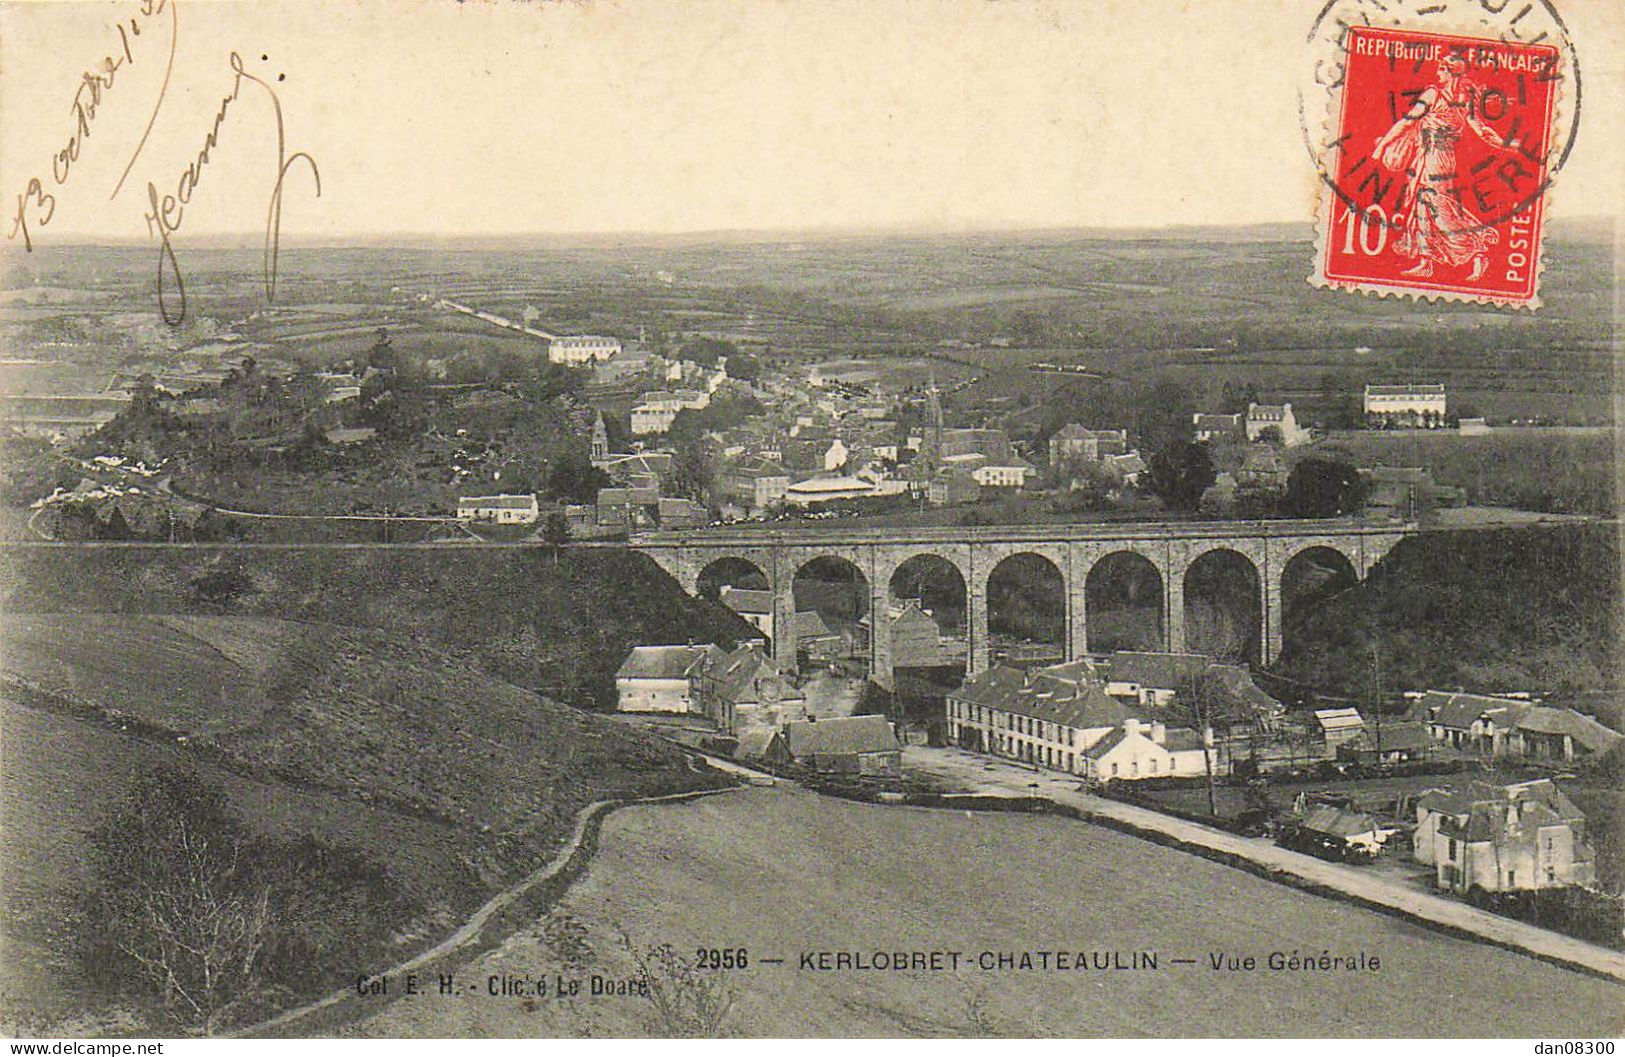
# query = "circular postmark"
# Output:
<box><xmin>1298</xmin><ymin>0</ymin><xmax>1581</xmax><ymax>239</ymax></box>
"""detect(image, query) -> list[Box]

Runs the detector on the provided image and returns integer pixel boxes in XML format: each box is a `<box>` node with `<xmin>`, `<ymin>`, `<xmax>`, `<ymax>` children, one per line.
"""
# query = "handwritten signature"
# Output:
<box><xmin>5</xmin><ymin>0</ymin><xmax>320</xmax><ymax>327</ymax></box>
<box><xmin>6</xmin><ymin>0</ymin><xmax>176</xmax><ymax>250</ymax></box>
<box><xmin>143</xmin><ymin>51</ymin><xmax>321</xmax><ymax>325</ymax></box>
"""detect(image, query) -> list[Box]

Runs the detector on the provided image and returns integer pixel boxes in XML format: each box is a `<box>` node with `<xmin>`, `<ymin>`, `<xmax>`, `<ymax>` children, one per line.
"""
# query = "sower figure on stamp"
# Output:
<box><xmin>1372</xmin><ymin>52</ymin><xmax>1507</xmax><ymax>281</ymax></box>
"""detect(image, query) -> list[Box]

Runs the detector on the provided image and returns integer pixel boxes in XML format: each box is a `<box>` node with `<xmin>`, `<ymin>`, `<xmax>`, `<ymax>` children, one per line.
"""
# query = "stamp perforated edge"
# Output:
<box><xmin>1302</xmin><ymin>8</ymin><xmax>1576</xmax><ymax>311</ymax></box>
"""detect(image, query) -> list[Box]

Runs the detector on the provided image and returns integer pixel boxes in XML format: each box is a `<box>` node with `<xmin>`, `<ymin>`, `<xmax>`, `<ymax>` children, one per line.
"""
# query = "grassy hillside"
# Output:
<box><xmin>1276</xmin><ymin>524</ymin><xmax>1621</xmax><ymax>700</ymax></box>
<box><xmin>0</xmin><ymin>546</ymin><xmax>757</xmax><ymax>710</ymax></box>
<box><xmin>0</xmin><ymin>547</ymin><xmax>749</xmax><ymax>1032</ymax></box>
<box><xmin>0</xmin><ymin>611</ymin><xmax>731</xmax><ymax>1032</ymax></box>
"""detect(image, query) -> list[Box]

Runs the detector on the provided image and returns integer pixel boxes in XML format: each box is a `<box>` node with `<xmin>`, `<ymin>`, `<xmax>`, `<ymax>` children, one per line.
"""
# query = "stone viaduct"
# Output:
<box><xmin>631</xmin><ymin>519</ymin><xmax>1414</xmax><ymax>688</ymax></box>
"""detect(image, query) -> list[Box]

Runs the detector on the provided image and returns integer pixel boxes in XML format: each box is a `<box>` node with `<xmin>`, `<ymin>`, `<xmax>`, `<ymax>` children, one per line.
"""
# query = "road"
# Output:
<box><xmin>904</xmin><ymin>744</ymin><xmax>1625</xmax><ymax>984</ymax></box>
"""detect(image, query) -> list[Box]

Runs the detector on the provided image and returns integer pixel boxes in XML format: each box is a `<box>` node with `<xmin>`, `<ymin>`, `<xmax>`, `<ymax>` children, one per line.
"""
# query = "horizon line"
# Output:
<box><xmin>3</xmin><ymin>214</ymin><xmax>1615</xmax><ymax>252</ymax></box>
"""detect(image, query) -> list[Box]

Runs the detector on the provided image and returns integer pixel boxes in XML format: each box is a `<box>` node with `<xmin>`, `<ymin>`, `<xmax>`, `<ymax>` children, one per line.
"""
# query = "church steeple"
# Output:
<box><xmin>923</xmin><ymin>373</ymin><xmax>944</xmax><ymax>471</ymax></box>
<box><xmin>590</xmin><ymin>409</ymin><xmax>609</xmax><ymax>465</ymax></box>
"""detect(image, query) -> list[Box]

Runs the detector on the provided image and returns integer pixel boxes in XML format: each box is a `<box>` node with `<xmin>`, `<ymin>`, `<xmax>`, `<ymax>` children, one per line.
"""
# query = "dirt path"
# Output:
<box><xmin>233</xmin><ymin>783</ymin><xmax>741</xmax><ymax>1038</ymax></box>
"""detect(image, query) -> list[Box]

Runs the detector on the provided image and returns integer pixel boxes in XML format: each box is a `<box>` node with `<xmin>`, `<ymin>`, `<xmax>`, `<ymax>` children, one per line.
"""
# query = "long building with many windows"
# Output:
<box><xmin>946</xmin><ymin>662</ymin><xmax>1130</xmax><ymax>774</ymax></box>
<box><xmin>946</xmin><ymin>660</ymin><xmax>1218</xmax><ymax>779</ymax></box>
<box><xmin>1364</xmin><ymin>383</ymin><xmax>1447</xmax><ymax>426</ymax></box>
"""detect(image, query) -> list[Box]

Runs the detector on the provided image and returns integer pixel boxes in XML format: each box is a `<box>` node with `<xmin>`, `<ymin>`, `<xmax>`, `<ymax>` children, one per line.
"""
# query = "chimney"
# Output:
<box><xmin>1151</xmin><ymin>721</ymin><xmax>1167</xmax><ymax>744</ymax></box>
<box><xmin>1124</xmin><ymin>717</ymin><xmax>1142</xmax><ymax>737</ymax></box>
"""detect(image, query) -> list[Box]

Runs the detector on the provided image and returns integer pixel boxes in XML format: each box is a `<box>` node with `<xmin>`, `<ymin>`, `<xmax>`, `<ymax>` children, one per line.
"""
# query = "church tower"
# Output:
<box><xmin>923</xmin><ymin>373</ymin><xmax>945</xmax><ymax>472</ymax></box>
<box><xmin>590</xmin><ymin>410</ymin><xmax>610</xmax><ymax>466</ymax></box>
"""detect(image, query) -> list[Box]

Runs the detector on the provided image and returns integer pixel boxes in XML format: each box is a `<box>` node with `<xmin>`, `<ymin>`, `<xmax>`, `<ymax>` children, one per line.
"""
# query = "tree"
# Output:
<box><xmin>84</xmin><ymin>770</ymin><xmax>272</xmax><ymax>1033</ymax></box>
<box><xmin>1282</xmin><ymin>457</ymin><xmax>1368</xmax><ymax>518</ymax></box>
<box><xmin>677</xmin><ymin>337</ymin><xmax>736</xmax><ymax>367</ymax></box>
<box><xmin>1146</xmin><ymin>442</ymin><xmax>1216</xmax><ymax>512</ymax></box>
<box><xmin>727</xmin><ymin>351</ymin><xmax>762</xmax><ymax>383</ymax></box>
<box><xmin>621</xmin><ymin>934</ymin><xmax>736</xmax><ymax>1037</ymax></box>
<box><xmin>546</xmin><ymin>448</ymin><xmax>610</xmax><ymax>504</ymax></box>
<box><xmin>1053</xmin><ymin>457</ymin><xmax>1117</xmax><ymax>514</ymax></box>
<box><xmin>1131</xmin><ymin>378</ymin><xmax>1196</xmax><ymax>454</ymax></box>
<box><xmin>365</xmin><ymin>328</ymin><xmax>401</xmax><ymax>373</ymax></box>
<box><xmin>542</xmin><ymin>511</ymin><xmax>570</xmax><ymax>565</ymax></box>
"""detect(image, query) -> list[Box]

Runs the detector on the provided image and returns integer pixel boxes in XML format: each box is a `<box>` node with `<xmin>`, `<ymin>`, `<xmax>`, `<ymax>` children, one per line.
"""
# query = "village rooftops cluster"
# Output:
<box><xmin>1409</xmin><ymin>690</ymin><xmax>1623</xmax><ymax>762</ymax></box>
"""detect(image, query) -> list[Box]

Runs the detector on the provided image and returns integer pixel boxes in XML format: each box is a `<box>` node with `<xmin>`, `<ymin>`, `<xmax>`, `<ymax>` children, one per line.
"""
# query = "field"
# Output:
<box><xmin>348</xmin><ymin>786</ymin><xmax>1623</xmax><ymax>1038</ymax></box>
<box><xmin>0</xmin><ymin>697</ymin><xmax>473</xmax><ymax>1033</ymax></box>
<box><xmin>0</xmin><ymin>614</ymin><xmax>311</xmax><ymax>736</ymax></box>
<box><xmin>1305</xmin><ymin>428</ymin><xmax>1617</xmax><ymax>516</ymax></box>
<box><xmin>0</xmin><ymin>546</ymin><xmax>757</xmax><ymax>711</ymax></box>
<box><xmin>0</xmin><ymin>556</ymin><xmax>741</xmax><ymax>1032</ymax></box>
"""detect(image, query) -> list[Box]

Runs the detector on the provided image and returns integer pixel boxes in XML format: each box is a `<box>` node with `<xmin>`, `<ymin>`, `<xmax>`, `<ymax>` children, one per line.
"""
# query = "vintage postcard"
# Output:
<box><xmin>0</xmin><ymin>0</ymin><xmax>1621</xmax><ymax>1045</ymax></box>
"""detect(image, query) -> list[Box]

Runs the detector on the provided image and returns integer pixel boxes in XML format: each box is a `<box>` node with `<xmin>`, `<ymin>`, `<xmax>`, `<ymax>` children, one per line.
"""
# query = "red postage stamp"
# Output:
<box><xmin>1312</xmin><ymin>25</ymin><xmax>1561</xmax><ymax>308</ymax></box>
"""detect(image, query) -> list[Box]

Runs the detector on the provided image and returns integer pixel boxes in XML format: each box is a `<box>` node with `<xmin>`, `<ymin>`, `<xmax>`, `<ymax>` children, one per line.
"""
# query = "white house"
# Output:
<box><xmin>614</xmin><ymin>644</ymin><xmax>709</xmax><ymax>713</ymax></box>
<box><xmin>1364</xmin><ymin>383</ymin><xmax>1447</xmax><ymax>425</ymax></box>
<box><xmin>718</xmin><ymin>586</ymin><xmax>775</xmax><ymax>640</ymax></box>
<box><xmin>970</xmin><ymin>462</ymin><xmax>1034</xmax><ymax>489</ymax></box>
<box><xmin>823</xmin><ymin>438</ymin><xmax>850</xmax><ymax>472</ymax></box>
<box><xmin>1080</xmin><ymin>718</ymin><xmax>1212</xmax><ymax>782</ymax></box>
<box><xmin>1414</xmin><ymin>780</ymin><xmax>1596</xmax><ymax>893</ymax></box>
<box><xmin>548</xmin><ymin>335</ymin><xmax>622</xmax><ymax>365</ymax></box>
<box><xmin>1413</xmin><ymin>690</ymin><xmax>1531</xmax><ymax>754</ymax></box>
<box><xmin>1245</xmin><ymin>403</ymin><xmax>1310</xmax><ymax>446</ymax></box>
<box><xmin>1313</xmin><ymin>708</ymin><xmax>1367</xmax><ymax>749</ymax></box>
<box><xmin>783</xmin><ymin>475</ymin><xmax>893</xmax><ymax>506</ymax></box>
<box><xmin>456</xmin><ymin>493</ymin><xmax>540</xmax><ymax>524</ymax></box>
<box><xmin>630</xmin><ymin>388</ymin><xmax>711</xmax><ymax>435</ymax></box>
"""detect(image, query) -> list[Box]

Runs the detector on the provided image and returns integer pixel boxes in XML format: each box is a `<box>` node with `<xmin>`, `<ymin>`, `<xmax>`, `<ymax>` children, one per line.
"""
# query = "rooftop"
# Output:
<box><xmin>1514</xmin><ymin>706</ymin><xmax>1623</xmax><ymax>754</ymax></box>
<box><xmin>616</xmin><ymin>644</ymin><xmax>709</xmax><ymax>681</ymax></box>
<box><xmin>1366</xmin><ymin>383</ymin><xmax>1446</xmax><ymax>395</ymax></box>
<box><xmin>780</xmin><ymin>715</ymin><xmax>901</xmax><ymax>758</ymax></box>
<box><xmin>951</xmin><ymin>664</ymin><xmax>1133</xmax><ymax>730</ymax></box>
<box><xmin>458</xmin><ymin>493</ymin><xmax>537</xmax><ymax>509</ymax></box>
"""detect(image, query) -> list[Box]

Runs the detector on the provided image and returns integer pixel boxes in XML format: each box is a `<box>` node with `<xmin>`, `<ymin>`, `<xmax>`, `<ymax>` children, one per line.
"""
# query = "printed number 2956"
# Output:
<box><xmin>696</xmin><ymin>948</ymin><xmax>748</xmax><ymax>970</ymax></box>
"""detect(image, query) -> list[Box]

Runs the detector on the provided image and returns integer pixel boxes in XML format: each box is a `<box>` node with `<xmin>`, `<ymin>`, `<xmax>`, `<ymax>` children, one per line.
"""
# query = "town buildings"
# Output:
<box><xmin>1313</xmin><ymin>708</ymin><xmax>1367</xmax><ymax>751</ymax></box>
<box><xmin>1245</xmin><ymin>402</ymin><xmax>1310</xmax><ymax>446</ymax></box>
<box><xmin>1414</xmin><ymin>780</ymin><xmax>1597</xmax><ymax>894</ymax></box>
<box><xmin>1081</xmin><ymin>718</ymin><xmax>1212</xmax><ymax>782</ymax></box>
<box><xmin>1364</xmin><ymin>383</ymin><xmax>1448</xmax><ymax>427</ymax></box>
<box><xmin>1191</xmin><ymin>412</ymin><xmax>1245</xmax><ymax>443</ymax></box>
<box><xmin>1411</xmin><ymin>691</ymin><xmax>1622</xmax><ymax>763</ymax></box>
<box><xmin>1507</xmin><ymin>706</ymin><xmax>1623</xmax><ymax>762</ymax></box>
<box><xmin>1335</xmin><ymin>722</ymin><xmax>1435</xmax><ymax>765</ymax></box>
<box><xmin>944</xmin><ymin>661</ymin><xmax>1214</xmax><ymax>780</ymax></box>
<box><xmin>1291</xmin><ymin>802</ymin><xmax>1393</xmax><ymax>857</ymax></box>
<box><xmin>631</xmin><ymin>388</ymin><xmax>711</xmax><ymax>434</ymax></box>
<box><xmin>720</xmin><ymin>457</ymin><xmax>792</xmax><ymax>515</ymax></box>
<box><xmin>854</xmin><ymin>599</ymin><xmax>949</xmax><ymax>668</ymax></box>
<box><xmin>764</xmin><ymin>715</ymin><xmax>903</xmax><ymax>777</ymax></box>
<box><xmin>614</xmin><ymin>644</ymin><xmax>711</xmax><ymax>713</ymax></box>
<box><xmin>456</xmin><ymin>493</ymin><xmax>540</xmax><ymax>524</ymax></box>
<box><xmin>694</xmin><ymin>643</ymin><xmax>804</xmax><ymax>732</ymax></box>
<box><xmin>614</xmin><ymin>641</ymin><xmax>801</xmax><ymax>729</ymax></box>
<box><xmin>548</xmin><ymin>334</ymin><xmax>623</xmax><ymax>365</ymax></box>
<box><xmin>1049</xmin><ymin>425</ymin><xmax>1129</xmax><ymax>470</ymax></box>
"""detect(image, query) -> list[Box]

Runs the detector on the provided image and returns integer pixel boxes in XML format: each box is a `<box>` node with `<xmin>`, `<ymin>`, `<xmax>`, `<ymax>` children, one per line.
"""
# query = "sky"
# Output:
<box><xmin>1</xmin><ymin>0</ymin><xmax>1621</xmax><ymax>244</ymax></box>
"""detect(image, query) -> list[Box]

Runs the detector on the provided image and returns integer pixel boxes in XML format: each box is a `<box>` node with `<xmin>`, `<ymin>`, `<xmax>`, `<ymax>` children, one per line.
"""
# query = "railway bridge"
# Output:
<box><xmin>631</xmin><ymin>519</ymin><xmax>1415</xmax><ymax>688</ymax></box>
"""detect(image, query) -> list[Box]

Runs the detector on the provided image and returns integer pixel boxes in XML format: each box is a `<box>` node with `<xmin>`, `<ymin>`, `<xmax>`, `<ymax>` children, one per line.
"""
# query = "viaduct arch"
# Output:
<box><xmin>633</xmin><ymin>520</ymin><xmax>1410</xmax><ymax>688</ymax></box>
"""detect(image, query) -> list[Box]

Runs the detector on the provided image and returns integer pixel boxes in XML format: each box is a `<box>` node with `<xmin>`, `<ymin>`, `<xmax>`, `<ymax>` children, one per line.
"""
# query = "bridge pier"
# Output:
<box><xmin>770</xmin><ymin>552</ymin><xmax>797</xmax><ymax>673</ymax></box>
<box><xmin>1165</xmin><ymin>573</ymin><xmax>1186</xmax><ymax>654</ymax></box>
<box><xmin>870</xmin><ymin>580</ymin><xmax>894</xmax><ymax>691</ymax></box>
<box><xmin>968</xmin><ymin>574</ymin><xmax>989</xmax><ymax>677</ymax></box>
